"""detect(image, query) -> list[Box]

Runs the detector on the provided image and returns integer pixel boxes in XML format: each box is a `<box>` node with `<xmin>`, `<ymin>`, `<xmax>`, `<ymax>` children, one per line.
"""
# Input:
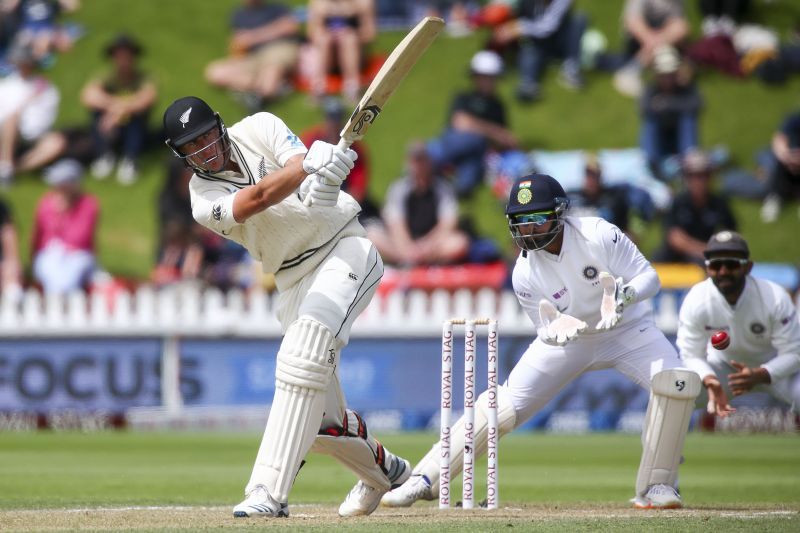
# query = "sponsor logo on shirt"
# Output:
<box><xmin>212</xmin><ymin>202</ymin><xmax>222</xmax><ymax>221</ymax></box>
<box><xmin>515</xmin><ymin>290</ymin><xmax>532</xmax><ymax>299</ymax></box>
<box><xmin>780</xmin><ymin>311</ymin><xmax>796</xmax><ymax>326</ymax></box>
<box><xmin>286</xmin><ymin>129</ymin><xmax>303</xmax><ymax>147</ymax></box>
<box><xmin>704</xmin><ymin>325</ymin><xmax>729</xmax><ymax>331</ymax></box>
<box><xmin>552</xmin><ymin>287</ymin><xmax>567</xmax><ymax>299</ymax></box>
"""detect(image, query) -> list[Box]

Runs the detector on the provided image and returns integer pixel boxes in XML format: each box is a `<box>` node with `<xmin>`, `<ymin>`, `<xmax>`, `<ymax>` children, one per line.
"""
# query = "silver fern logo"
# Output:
<box><xmin>179</xmin><ymin>107</ymin><xmax>192</xmax><ymax>128</ymax></box>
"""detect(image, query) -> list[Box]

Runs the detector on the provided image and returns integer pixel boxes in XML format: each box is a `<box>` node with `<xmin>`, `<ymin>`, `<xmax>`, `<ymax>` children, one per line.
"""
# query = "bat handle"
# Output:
<box><xmin>303</xmin><ymin>138</ymin><xmax>353</xmax><ymax>207</ymax></box>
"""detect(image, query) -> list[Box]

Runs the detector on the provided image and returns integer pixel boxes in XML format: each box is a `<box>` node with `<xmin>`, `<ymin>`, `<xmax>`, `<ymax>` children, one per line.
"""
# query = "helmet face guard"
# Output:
<box><xmin>507</xmin><ymin>197</ymin><xmax>569</xmax><ymax>251</ymax></box>
<box><xmin>165</xmin><ymin>115</ymin><xmax>231</xmax><ymax>174</ymax></box>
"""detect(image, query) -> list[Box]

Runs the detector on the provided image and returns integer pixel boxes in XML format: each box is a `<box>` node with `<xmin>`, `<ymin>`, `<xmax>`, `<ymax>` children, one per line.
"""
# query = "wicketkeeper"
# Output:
<box><xmin>163</xmin><ymin>96</ymin><xmax>410</xmax><ymax>518</ymax></box>
<box><xmin>383</xmin><ymin>173</ymin><xmax>701</xmax><ymax>509</ymax></box>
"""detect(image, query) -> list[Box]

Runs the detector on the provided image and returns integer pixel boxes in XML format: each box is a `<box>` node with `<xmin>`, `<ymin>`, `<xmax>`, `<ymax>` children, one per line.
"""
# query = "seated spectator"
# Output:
<box><xmin>151</xmin><ymin>157</ymin><xmax>202</xmax><ymax>286</ymax></box>
<box><xmin>204</xmin><ymin>0</ymin><xmax>300</xmax><ymax>111</ymax></box>
<box><xmin>368</xmin><ymin>142</ymin><xmax>470</xmax><ymax>267</ymax></box>
<box><xmin>491</xmin><ymin>0</ymin><xmax>586</xmax><ymax>102</ymax></box>
<box><xmin>427</xmin><ymin>50</ymin><xmax>518</xmax><ymax>198</ymax></box>
<box><xmin>0</xmin><ymin>43</ymin><xmax>59</xmax><ymax>185</ymax></box>
<box><xmin>567</xmin><ymin>155</ymin><xmax>638</xmax><ymax>242</ymax></box>
<box><xmin>31</xmin><ymin>159</ymin><xmax>99</xmax><ymax>294</ymax></box>
<box><xmin>653</xmin><ymin>149</ymin><xmax>737</xmax><ymax>265</ymax></box>
<box><xmin>639</xmin><ymin>45</ymin><xmax>701</xmax><ymax>180</ymax></box>
<box><xmin>8</xmin><ymin>0</ymin><xmax>80</xmax><ymax>64</ymax></box>
<box><xmin>613</xmin><ymin>0</ymin><xmax>689</xmax><ymax>98</ymax></box>
<box><xmin>761</xmin><ymin>109</ymin><xmax>800</xmax><ymax>223</ymax></box>
<box><xmin>80</xmin><ymin>33</ymin><xmax>156</xmax><ymax>185</ymax></box>
<box><xmin>0</xmin><ymin>195</ymin><xmax>22</xmax><ymax>300</ymax></box>
<box><xmin>300</xmin><ymin>96</ymin><xmax>379</xmax><ymax>221</ymax></box>
<box><xmin>307</xmin><ymin>0</ymin><xmax>376</xmax><ymax>103</ymax></box>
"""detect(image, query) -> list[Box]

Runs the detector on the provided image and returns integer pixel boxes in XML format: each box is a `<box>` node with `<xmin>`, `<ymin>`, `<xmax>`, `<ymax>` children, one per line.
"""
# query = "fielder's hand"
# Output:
<box><xmin>703</xmin><ymin>375</ymin><xmax>736</xmax><ymax>417</ymax></box>
<box><xmin>538</xmin><ymin>299</ymin><xmax>587</xmax><ymax>346</ymax></box>
<box><xmin>596</xmin><ymin>272</ymin><xmax>636</xmax><ymax>330</ymax></box>
<box><xmin>302</xmin><ymin>140</ymin><xmax>357</xmax><ymax>185</ymax></box>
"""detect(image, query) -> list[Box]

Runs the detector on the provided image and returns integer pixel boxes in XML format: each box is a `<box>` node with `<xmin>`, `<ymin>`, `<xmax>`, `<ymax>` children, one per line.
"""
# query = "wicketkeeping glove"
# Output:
<box><xmin>538</xmin><ymin>299</ymin><xmax>588</xmax><ymax>346</ymax></box>
<box><xmin>595</xmin><ymin>272</ymin><xmax>637</xmax><ymax>330</ymax></box>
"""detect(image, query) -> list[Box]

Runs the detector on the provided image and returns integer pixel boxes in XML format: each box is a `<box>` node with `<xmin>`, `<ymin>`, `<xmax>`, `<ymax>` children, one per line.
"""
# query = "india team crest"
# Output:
<box><xmin>517</xmin><ymin>188</ymin><xmax>532</xmax><ymax>204</ymax></box>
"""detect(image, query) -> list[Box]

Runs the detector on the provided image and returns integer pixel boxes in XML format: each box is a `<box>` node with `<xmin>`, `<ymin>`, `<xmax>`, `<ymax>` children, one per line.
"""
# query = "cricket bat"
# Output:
<box><xmin>305</xmin><ymin>16</ymin><xmax>445</xmax><ymax>205</ymax></box>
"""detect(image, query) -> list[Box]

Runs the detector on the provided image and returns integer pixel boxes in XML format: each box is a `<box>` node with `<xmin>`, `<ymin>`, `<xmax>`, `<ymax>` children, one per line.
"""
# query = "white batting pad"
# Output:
<box><xmin>635</xmin><ymin>369</ymin><xmax>701</xmax><ymax>497</ymax></box>
<box><xmin>246</xmin><ymin>317</ymin><xmax>336</xmax><ymax>502</ymax></box>
<box><xmin>416</xmin><ymin>386</ymin><xmax>517</xmax><ymax>495</ymax></box>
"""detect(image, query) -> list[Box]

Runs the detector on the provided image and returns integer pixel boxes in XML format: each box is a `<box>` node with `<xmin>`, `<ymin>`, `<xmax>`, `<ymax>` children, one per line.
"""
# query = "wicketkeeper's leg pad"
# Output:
<box><xmin>635</xmin><ymin>369</ymin><xmax>701</xmax><ymax>497</ymax></box>
<box><xmin>246</xmin><ymin>317</ymin><xmax>336</xmax><ymax>502</ymax></box>
<box><xmin>312</xmin><ymin>409</ymin><xmax>403</xmax><ymax>491</ymax></box>
<box><xmin>415</xmin><ymin>385</ymin><xmax>517</xmax><ymax>495</ymax></box>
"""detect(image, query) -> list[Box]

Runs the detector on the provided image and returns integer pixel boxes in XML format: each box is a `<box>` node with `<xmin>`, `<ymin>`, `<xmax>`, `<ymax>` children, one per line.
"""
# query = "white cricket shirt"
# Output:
<box><xmin>512</xmin><ymin>216</ymin><xmax>660</xmax><ymax>338</ymax></box>
<box><xmin>188</xmin><ymin>112</ymin><xmax>363</xmax><ymax>291</ymax></box>
<box><xmin>677</xmin><ymin>276</ymin><xmax>800</xmax><ymax>380</ymax></box>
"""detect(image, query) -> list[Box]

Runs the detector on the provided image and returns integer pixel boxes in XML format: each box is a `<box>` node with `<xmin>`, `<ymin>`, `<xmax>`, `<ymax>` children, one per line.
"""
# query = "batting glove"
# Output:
<box><xmin>595</xmin><ymin>272</ymin><xmax>637</xmax><ymax>330</ymax></box>
<box><xmin>538</xmin><ymin>299</ymin><xmax>588</xmax><ymax>346</ymax></box>
<box><xmin>302</xmin><ymin>141</ymin><xmax>357</xmax><ymax>186</ymax></box>
<box><xmin>299</xmin><ymin>174</ymin><xmax>339</xmax><ymax>207</ymax></box>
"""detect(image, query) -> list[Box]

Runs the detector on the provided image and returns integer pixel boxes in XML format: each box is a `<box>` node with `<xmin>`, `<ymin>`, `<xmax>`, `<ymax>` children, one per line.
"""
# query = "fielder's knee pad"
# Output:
<box><xmin>635</xmin><ymin>368</ymin><xmax>701</xmax><ymax>497</ymax></box>
<box><xmin>275</xmin><ymin>316</ymin><xmax>336</xmax><ymax>391</ymax></box>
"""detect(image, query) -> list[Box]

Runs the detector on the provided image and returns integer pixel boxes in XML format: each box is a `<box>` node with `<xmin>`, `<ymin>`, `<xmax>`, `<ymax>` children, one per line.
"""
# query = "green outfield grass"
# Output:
<box><xmin>1</xmin><ymin>1</ymin><xmax>798</xmax><ymax>280</ymax></box>
<box><xmin>0</xmin><ymin>431</ymin><xmax>797</xmax><ymax>531</ymax></box>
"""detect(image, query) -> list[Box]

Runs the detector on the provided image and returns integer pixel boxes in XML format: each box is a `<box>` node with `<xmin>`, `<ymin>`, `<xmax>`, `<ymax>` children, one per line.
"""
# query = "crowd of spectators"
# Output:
<box><xmin>0</xmin><ymin>0</ymin><xmax>796</xmax><ymax>300</ymax></box>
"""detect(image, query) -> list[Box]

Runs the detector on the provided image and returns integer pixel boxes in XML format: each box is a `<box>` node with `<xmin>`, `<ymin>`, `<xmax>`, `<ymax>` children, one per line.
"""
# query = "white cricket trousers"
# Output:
<box><xmin>506</xmin><ymin>317</ymin><xmax>684</xmax><ymax>424</ymax></box>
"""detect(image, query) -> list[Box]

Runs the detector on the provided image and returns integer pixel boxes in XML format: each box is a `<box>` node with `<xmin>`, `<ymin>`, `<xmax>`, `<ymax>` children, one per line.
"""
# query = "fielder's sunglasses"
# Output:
<box><xmin>514</xmin><ymin>211</ymin><xmax>554</xmax><ymax>226</ymax></box>
<box><xmin>704</xmin><ymin>257</ymin><xmax>749</xmax><ymax>270</ymax></box>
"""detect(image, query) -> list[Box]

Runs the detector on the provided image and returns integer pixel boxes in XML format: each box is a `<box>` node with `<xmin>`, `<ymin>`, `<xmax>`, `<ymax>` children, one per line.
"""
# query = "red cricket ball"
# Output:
<box><xmin>711</xmin><ymin>331</ymin><xmax>730</xmax><ymax>350</ymax></box>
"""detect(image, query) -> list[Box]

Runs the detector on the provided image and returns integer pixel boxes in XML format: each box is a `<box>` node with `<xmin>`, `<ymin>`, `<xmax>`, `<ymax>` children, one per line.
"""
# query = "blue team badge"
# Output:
<box><xmin>582</xmin><ymin>266</ymin><xmax>598</xmax><ymax>280</ymax></box>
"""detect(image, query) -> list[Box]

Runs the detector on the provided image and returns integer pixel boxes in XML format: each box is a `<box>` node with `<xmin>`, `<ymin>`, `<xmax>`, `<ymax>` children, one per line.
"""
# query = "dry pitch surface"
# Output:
<box><xmin>2</xmin><ymin>504</ymin><xmax>798</xmax><ymax>532</ymax></box>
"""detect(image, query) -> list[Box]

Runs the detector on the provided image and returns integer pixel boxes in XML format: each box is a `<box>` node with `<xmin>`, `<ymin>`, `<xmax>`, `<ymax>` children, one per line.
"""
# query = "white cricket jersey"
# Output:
<box><xmin>188</xmin><ymin>112</ymin><xmax>364</xmax><ymax>291</ymax></box>
<box><xmin>512</xmin><ymin>216</ymin><xmax>660</xmax><ymax>337</ymax></box>
<box><xmin>677</xmin><ymin>276</ymin><xmax>800</xmax><ymax>380</ymax></box>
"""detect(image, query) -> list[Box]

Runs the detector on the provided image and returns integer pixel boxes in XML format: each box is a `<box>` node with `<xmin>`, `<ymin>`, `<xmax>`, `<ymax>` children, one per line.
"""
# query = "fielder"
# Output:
<box><xmin>383</xmin><ymin>173</ymin><xmax>701</xmax><ymax>509</ymax></box>
<box><xmin>678</xmin><ymin>231</ymin><xmax>800</xmax><ymax>417</ymax></box>
<box><xmin>162</xmin><ymin>96</ymin><xmax>410</xmax><ymax>518</ymax></box>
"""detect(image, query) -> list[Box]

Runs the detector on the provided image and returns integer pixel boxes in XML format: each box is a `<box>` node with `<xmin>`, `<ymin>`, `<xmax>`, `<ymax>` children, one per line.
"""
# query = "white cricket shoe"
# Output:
<box><xmin>338</xmin><ymin>458</ymin><xmax>412</xmax><ymax>517</ymax></box>
<box><xmin>381</xmin><ymin>474</ymin><xmax>435</xmax><ymax>508</ymax></box>
<box><xmin>232</xmin><ymin>484</ymin><xmax>289</xmax><ymax>518</ymax></box>
<box><xmin>632</xmin><ymin>484</ymin><xmax>682</xmax><ymax>509</ymax></box>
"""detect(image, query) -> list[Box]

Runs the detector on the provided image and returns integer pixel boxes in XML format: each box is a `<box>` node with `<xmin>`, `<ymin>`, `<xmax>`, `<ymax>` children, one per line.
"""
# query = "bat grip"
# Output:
<box><xmin>303</xmin><ymin>138</ymin><xmax>353</xmax><ymax>207</ymax></box>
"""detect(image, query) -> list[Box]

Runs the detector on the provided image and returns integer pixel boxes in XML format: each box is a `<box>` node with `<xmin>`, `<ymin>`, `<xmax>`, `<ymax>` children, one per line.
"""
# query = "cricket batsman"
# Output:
<box><xmin>383</xmin><ymin>173</ymin><xmax>701</xmax><ymax>509</ymax></box>
<box><xmin>163</xmin><ymin>96</ymin><xmax>410</xmax><ymax>518</ymax></box>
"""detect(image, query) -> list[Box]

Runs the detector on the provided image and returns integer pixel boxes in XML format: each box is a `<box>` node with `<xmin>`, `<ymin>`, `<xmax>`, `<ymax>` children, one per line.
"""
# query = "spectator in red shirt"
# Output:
<box><xmin>31</xmin><ymin>158</ymin><xmax>99</xmax><ymax>293</ymax></box>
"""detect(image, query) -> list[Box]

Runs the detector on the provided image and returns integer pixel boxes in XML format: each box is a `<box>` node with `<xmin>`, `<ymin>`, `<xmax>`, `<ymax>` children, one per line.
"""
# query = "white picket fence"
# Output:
<box><xmin>0</xmin><ymin>285</ymin><xmax>683</xmax><ymax>338</ymax></box>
